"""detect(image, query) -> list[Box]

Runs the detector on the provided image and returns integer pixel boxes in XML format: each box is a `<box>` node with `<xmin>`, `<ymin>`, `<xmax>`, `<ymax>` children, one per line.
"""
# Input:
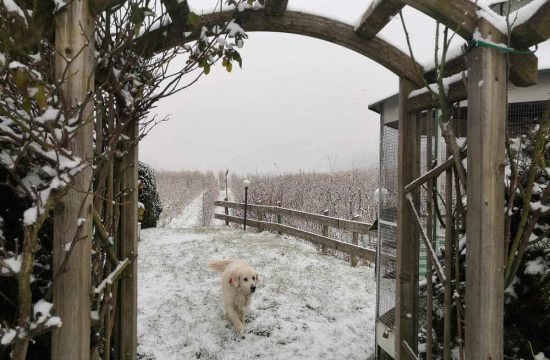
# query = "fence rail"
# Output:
<box><xmin>214</xmin><ymin>200</ymin><xmax>377</xmax><ymax>263</ymax></box>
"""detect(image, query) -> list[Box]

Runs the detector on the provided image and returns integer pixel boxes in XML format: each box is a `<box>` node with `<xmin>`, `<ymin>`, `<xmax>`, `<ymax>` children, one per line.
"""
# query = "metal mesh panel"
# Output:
<box><xmin>377</xmin><ymin>125</ymin><xmax>399</xmax><ymax>331</ymax></box>
<box><xmin>508</xmin><ymin>101</ymin><xmax>547</xmax><ymax>137</ymax></box>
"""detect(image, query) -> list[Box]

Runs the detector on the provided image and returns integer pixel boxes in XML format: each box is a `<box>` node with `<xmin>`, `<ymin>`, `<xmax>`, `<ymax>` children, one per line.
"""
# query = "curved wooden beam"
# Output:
<box><xmin>134</xmin><ymin>9</ymin><xmax>425</xmax><ymax>86</ymax></box>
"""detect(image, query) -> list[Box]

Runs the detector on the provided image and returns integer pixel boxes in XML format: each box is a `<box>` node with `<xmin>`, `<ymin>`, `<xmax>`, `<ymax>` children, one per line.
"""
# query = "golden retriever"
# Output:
<box><xmin>207</xmin><ymin>259</ymin><xmax>259</xmax><ymax>332</ymax></box>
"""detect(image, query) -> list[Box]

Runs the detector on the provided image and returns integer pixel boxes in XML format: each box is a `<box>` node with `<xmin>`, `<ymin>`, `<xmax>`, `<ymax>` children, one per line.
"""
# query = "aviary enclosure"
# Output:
<box><xmin>0</xmin><ymin>0</ymin><xmax>549</xmax><ymax>359</ymax></box>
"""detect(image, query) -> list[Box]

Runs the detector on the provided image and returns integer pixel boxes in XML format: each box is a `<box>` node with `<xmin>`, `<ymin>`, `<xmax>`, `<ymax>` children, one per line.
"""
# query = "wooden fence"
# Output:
<box><xmin>214</xmin><ymin>200</ymin><xmax>377</xmax><ymax>264</ymax></box>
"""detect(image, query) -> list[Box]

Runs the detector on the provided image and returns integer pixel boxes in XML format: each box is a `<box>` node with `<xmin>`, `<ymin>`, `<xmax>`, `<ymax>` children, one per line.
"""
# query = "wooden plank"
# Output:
<box><xmin>264</xmin><ymin>0</ymin><xmax>288</xmax><ymax>15</ymax></box>
<box><xmin>351</xmin><ymin>215</ymin><xmax>361</xmax><ymax>266</ymax></box>
<box><xmin>511</xmin><ymin>1</ymin><xmax>550</xmax><ymax>48</ymax></box>
<box><xmin>423</xmin><ymin>50</ymin><xmax>538</xmax><ymax>88</ymax></box>
<box><xmin>395</xmin><ymin>78</ymin><xmax>420</xmax><ymax>360</ymax></box>
<box><xmin>508</xmin><ymin>52</ymin><xmax>538</xmax><ymax>87</ymax></box>
<box><xmin>257</xmin><ymin>201</ymin><xmax>264</xmax><ymax>232</ymax></box>
<box><xmin>405</xmin><ymin>0</ymin><xmax>537</xmax><ymax>87</ymax></box>
<box><xmin>214</xmin><ymin>201</ymin><xmax>372</xmax><ymax>234</ymax></box>
<box><xmin>403</xmin><ymin>0</ymin><xmax>478</xmax><ymax>40</ymax></box>
<box><xmin>321</xmin><ymin>209</ymin><xmax>329</xmax><ymax>254</ymax></box>
<box><xmin>134</xmin><ymin>10</ymin><xmax>426</xmax><ymax>87</ymax></box>
<box><xmin>224</xmin><ymin>197</ymin><xmax>229</xmax><ymax>226</ymax></box>
<box><xmin>405</xmin><ymin>197</ymin><xmax>446</xmax><ymax>284</ymax></box>
<box><xmin>404</xmin><ymin>148</ymin><xmax>467</xmax><ymax>193</ymax></box>
<box><xmin>407</xmin><ymin>78</ymin><xmax>467</xmax><ymax>113</ymax></box>
<box><xmin>355</xmin><ymin>0</ymin><xmax>404</xmax><ymax>39</ymax></box>
<box><xmin>465</xmin><ymin>18</ymin><xmax>506</xmax><ymax>360</ymax></box>
<box><xmin>425</xmin><ymin>109</ymin><xmax>434</xmax><ymax>360</ymax></box>
<box><xmin>119</xmin><ymin>119</ymin><xmax>138</xmax><ymax>360</ymax></box>
<box><xmin>214</xmin><ymin>214</ymin><xmax>377</xmax><ymax>262</ymax></box>
<box><xmin>52</xmin><ymin>1</ymin><xmax>94</xmax><ymax>359</ymax></box>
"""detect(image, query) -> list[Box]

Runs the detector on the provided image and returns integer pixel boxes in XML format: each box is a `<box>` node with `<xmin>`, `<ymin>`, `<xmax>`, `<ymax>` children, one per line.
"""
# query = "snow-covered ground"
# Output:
<box><xmin>138</xmin><ymin>197</ymin><xmax>376</xmax><ymax>359</ymax></box>
<box><xmin>166</xmin><ymin>192</ymin><xmax>204</xmax><ymax>228</ymax></box>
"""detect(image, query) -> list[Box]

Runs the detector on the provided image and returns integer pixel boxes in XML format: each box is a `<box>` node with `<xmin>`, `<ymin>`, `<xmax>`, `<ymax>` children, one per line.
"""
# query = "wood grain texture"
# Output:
<box><xmin>355</xmin><ymin>0</ymin><xmax>404</xmax><ymax>39</ymax></box>
<box><xmin>264</xmin><ymin>0</ymin><xmax>288</xmax><ymax>15</ymax></box>
<box><xmin>52</xmin><ymin>0</ymin><xmax>94</xmax><ymax>358</ymax></box>
<box><xmin>395</xmin><ymin>78</ymin><xmax>420</xmax><ymax>360</ymax></box>
<box><xmin>465</xmin><ymin>18</ymin><xmax>506</xmax><ymax>360</ymax></box>
<box><xmin>351</xmin><ymin>215</ymin><xmax>361</xmax><ymax>267</ymax></box>
<box><xmin>134</xmin><ymin>10</ymin><xmax>425</xmax><ymax>86</ymax></box>
<box><xmin>403</xmin><ymin>0</ymin><xmax>477</xmax><ymax>40</ymax></box>
<box><xmin>407</xmin><ymin>79</ymin><xmax>467</xmax><ymax>113</ymax></box>
<box><xmin>511</xmin><ymin>1</ymin><xmax>550</xmax><ymax>48</ymax></box>
<box><xmin>423</xmin><ymin>50</ymin><xmax>538</xmax><ymax>88</ymax></box>
<box><xmin>119</xmin><ymin>120</ymin><xmax>139</xmax><ymax>360</ymax></box>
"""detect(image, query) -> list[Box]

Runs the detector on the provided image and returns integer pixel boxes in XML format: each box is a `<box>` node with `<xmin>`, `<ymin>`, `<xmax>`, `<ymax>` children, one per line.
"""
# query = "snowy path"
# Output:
<box><xmin>137</xmin><ymin>226</ymin><xmax>377</xmax><ymax>360</ymax></box>
<box><xmin>166</xmin><ymin>193</ymin><xmax>204</xmax><ymax>229</ymax></box>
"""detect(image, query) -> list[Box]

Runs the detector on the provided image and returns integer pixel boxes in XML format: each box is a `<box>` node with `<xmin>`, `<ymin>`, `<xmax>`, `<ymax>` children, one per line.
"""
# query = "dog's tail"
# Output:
<box><xmin>207</xmin><ymin>259</ymin><xmax>234</xmax><ymax>272</ymax></box>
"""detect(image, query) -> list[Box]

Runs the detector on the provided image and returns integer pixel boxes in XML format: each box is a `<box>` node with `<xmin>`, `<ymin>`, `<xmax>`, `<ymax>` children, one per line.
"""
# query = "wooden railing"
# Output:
<box><xmin>214</xmin><ymin>200</ymin><xmax>377</xmax><ymax>264</ymax></box>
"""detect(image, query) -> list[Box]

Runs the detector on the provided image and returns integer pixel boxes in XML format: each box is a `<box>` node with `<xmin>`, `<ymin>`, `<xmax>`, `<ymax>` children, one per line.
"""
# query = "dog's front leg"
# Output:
<box><xmin>225</xmin><ymin>304</ymin><xmax>243</xmax><ymax>332</ymax></box>
<box><xmin>237</xmin><ymin>307</ymin><xmax>245</xmax><ymax>324</ymax></box>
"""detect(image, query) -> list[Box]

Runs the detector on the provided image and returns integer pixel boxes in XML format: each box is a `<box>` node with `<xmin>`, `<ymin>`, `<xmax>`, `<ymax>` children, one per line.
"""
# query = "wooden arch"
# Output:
<box><xmin>135</xmin><ymin>10</ymin><xmax>427</xmax><ymax>86</ymax></box>
<box><xmin>45</xmin><ymin>0</ymin><xmax>549</xmax><ymax>359</ymax></box>
<box><xmin>126</xmin><ymin>0</ymin><xmax>547</xmax><ymax>89</ymax></box>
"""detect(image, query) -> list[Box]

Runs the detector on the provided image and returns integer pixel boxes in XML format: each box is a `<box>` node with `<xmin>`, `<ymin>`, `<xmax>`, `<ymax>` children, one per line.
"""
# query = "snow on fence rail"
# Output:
<box><xmin>214</xmin><ymin>200</ymin><xmax>379</xmax><ymax>264</ymax></box>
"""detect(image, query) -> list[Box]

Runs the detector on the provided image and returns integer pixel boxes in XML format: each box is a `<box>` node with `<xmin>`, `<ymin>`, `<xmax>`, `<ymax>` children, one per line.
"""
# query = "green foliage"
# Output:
<box><xmin>138</xmin><ymin>162</ymin><xmax>162</xmax><ymax>229</ymax></box>
<box><xmin>504</xmin><ymin>248</ymin><xmax>550</xmax><ymax>358</ymax></box>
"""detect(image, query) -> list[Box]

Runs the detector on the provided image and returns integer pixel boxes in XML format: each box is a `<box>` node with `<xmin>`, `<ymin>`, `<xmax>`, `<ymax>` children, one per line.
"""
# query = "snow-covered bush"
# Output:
<box><xmin>138</xmin><ymin>162</ymin><xmax>162</xmax><ymax>228</ymax></box>
<box><xmin>420</xmin><ymin>108</ymin><xmax>550</xmax><ymax>359</ymax></box>
<box><xmin>200</xmin><ymin>172</ymin><xmax>219</xmax><ymax>226</ymax></box>
<box><xmin>0</xmin><ymin>0</ymin><xmax>262</xmax><ymax>357</ymax></box>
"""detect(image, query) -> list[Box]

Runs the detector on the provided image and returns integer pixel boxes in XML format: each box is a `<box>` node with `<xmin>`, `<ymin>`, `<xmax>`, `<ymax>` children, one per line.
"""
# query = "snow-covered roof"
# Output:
<box><xmin>368</xmin><ymin>68</ymin><xmax>550</xmax><ymax>114</ymax></box>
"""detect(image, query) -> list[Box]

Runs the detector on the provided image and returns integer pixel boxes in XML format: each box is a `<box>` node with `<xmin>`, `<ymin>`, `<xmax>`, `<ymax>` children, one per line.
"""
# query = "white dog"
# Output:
<box><xmin>207</xmin><ymin>259</ymin><xmax>259</xmax><ymax>332</ymax></box>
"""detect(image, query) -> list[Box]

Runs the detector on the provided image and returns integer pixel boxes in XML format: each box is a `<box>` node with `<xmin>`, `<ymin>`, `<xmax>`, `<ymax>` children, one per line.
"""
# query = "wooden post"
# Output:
<box><xmin>257</xmin><ymin>201</ymin><xmax>263</xmax><ymax>232</ymax></box>
<box><xmin>425</xmin><ymin>110</ymin><xmax>434</xmax><ymax>360</ymax></box>
<box><xmin>52</xmin><ymin>1</ymin><xmax>94</xmax><ymax>359</ymax></box>
<box><xmin>465</xmin><ymin>18</ymin><xmax>506</xmax><ymax>360</ymax></box>
<box><xmin>321</xmin><ymin>209</ymin><xmax>329</xmax><ymax>254</ymax></box>
<box><xmin>119</xmin><ymin>119</ymin><xmax>139</xmax><ymax>360</ymax></box>
<box><xmin>395</xmin><ymin>78</ymin><xmax>420</xmax><ymax>359</ymax></box>
<box><xmin>351</xmin><ymin>215</ymin><xmax>361</xmax><ymax>267</ymax></box>
<box><xmin>277</xmin><ymin>201</ymin><xmax>282</xmax><ymax>235</ymax></box>
<box><xmin>224</xmin><ymin>197</ymin><xmax>229</xmax><ymax>226</ymax></box>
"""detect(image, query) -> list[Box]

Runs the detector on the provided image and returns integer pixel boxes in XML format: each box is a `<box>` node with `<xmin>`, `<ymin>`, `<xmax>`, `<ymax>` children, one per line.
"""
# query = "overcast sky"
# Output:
<box><xmin>139</xmin><ymin>1</ymin><xmax>550</xmax><ymax>175</ymax></box>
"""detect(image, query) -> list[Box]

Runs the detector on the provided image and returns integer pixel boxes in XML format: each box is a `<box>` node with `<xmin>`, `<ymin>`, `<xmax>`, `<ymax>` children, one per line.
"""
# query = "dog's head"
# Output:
<box><xmin>229</xmin><ymin>265</ymin><xmax>259</xmax><ymax>295</ymax></box>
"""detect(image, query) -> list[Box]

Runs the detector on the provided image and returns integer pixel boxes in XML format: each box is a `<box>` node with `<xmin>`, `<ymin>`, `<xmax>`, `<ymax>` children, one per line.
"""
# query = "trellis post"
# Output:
<box><xmin>119</xmin><ymin>119</ymin><xmax>139</xmax><ymax>359</ymax></box>
<box><xmin>465</xmin><ymin>18</ymin><xmax>506</xmax><ymax>360</ymax></box>
<box><xmin>351</xmin><ymin>214</ymin><xmax>361</xmax><ymax>267</ymax></box>
<box><xmin>52</xmin><ymin>1</ymin><xmax>94</xmax><ymax>358</ymax></box>
<box><xmin>321</xmin><ymin>209</ymin><xmax>329</xmax><ymax>254</ymax></box>
<box><xmin>395</xmin><ymin>78</ymin><xmax>420</xmax><ymax>359</ymax></box>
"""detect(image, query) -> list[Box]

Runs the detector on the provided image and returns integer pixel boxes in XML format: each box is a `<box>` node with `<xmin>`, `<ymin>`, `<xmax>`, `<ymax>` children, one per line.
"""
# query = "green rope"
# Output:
<box><xmin>467</xmin><ymin>39</ymin><xmax>536</xmax><ymax>55</ymax></box>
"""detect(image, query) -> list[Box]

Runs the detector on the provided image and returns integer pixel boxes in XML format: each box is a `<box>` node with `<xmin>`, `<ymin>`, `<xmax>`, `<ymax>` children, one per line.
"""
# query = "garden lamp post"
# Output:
<box><xmin>243</xmin><ymin>179</ymin><xmax>250</xmax><ymax>230</ymax></box>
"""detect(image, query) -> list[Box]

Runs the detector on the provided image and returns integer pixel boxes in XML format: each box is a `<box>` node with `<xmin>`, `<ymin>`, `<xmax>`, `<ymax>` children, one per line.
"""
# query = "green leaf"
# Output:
<box><xmin>187</xmin><ymin>12</ymin><xmax>199</xmax><ymax>27</ymax></box>
<box><xmin>34</xmin><ymin>85</ymin><xmax>47</xmax><ymax>110</ymax></box>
